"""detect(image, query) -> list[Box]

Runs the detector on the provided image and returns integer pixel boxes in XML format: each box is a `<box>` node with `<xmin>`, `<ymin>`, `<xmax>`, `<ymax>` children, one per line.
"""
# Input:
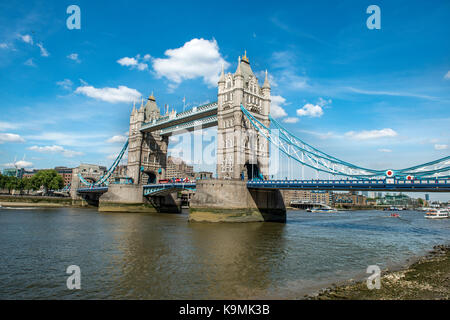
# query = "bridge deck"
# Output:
<box><xmin>247</xmin><ymin>179</ymin><xmax>450</xmax><ymax>192</ymax></box>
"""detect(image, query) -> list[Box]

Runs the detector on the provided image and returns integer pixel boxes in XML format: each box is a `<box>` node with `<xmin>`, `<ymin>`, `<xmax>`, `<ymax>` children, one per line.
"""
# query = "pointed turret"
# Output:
<box><xmin>235</xmin><ymin>56</ymin><xmax>242</xmax><ymax>77</ymax></box>
<box><xmin>143</xmin><ymin>92</ymin><xmax>160</xmax><ymax>121</ymax></box>
<box><xmin>218</xmin><ymin>63</ymin><xmax>225</xmax><ymax>83</ymax></box>
<box><xmin>262</xmin><ymin>70</ymin><xmax>271</xmax><ymax>89</ymax></box>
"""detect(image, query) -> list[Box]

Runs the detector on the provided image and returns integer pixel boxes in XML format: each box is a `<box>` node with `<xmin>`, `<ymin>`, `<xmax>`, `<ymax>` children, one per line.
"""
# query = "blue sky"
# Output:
<box><xmin>0</xmin><ymin>0</ymin><xmax>449</xmax><ymax>198</ymax></box>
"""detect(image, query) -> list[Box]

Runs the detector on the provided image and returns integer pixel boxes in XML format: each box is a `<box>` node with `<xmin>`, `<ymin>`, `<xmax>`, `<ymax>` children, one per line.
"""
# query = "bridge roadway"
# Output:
<box><xmin>247</xmin><ymin>178</ymin><xmax>450</xmax><ymax>192</ymax></box>
<box><xmin>77</xmin><ymin>178</ymin><xmax>450</xmax><ymax>195</ymax></box>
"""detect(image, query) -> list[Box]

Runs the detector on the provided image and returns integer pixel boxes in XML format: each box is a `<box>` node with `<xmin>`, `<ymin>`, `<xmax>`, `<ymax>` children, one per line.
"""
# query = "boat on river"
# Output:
<box><xmin>425</xmin><ymin>208</ymin><xmax>449</xmax><ymax>219</ymax></box>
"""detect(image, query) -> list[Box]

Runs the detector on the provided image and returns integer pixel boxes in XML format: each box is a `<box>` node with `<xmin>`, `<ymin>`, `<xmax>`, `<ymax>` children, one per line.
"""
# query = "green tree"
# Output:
<box><xmin>417</xmin><ymin>198</ymin><xmax>424</xmax><ymax>206</ymax></box>
<box><xmin>5</xmin><ymin>176</ymin><xmax>19</xmax><ymax>194</ymax></box>
<box><xmin>31</xmin><ymin>170</ymin><xmax>64</xmax><ymax>195</ymax></box>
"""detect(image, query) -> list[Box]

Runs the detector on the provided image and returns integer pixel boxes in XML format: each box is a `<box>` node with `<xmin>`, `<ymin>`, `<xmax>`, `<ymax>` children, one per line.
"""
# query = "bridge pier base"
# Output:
<box><xmin>189</xmin><ymin>180</ymin><xmax>286</xmax><ymax>223</ymax></box>
<box><xmin>98</xmin><ymin>184</ymin><xmax>158</xmax><ymax>213</ymax></box>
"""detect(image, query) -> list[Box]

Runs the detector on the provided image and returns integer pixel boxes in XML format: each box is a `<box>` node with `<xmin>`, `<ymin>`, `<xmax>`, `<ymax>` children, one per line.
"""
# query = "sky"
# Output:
<box><xmin>0</xmin><ymin>0</ymin><xmax>449</xmax><ymax>200</ymax></box>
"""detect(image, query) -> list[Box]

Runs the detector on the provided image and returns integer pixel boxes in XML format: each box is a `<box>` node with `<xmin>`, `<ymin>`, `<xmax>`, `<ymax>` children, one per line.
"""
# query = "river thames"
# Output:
<box><xmin>0</xmin><ymin>207</ymin><xmax>448</xmax><ymax>299</ymax></box>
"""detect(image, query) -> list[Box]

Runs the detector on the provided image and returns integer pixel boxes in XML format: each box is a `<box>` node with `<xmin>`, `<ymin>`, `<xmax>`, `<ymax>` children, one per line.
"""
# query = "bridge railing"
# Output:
<box><xmin>141</xmin><ymin>102</ymin><xmax>218</xmax><ymax>131</ymax></box>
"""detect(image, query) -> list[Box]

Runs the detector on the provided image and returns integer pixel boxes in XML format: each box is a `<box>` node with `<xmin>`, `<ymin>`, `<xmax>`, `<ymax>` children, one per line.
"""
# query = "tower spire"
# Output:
<box><xmin>242</xmin><ymin>50</ymin><xmax>249</xmax><ymax>63</ymax></box>
<box><xmin>219</xmin><ymin>63</ymin><xmax>225</xmax><ymax>83</ymax></box>
<box><xmin>235</xmin><ymin>56</ymin><xmax>242</xmax><ymax>76</ymax></box>
<box><xmin>262</xmin><ymin>69</ymin><xmax>271</xmax><ymax>89</ymax></box>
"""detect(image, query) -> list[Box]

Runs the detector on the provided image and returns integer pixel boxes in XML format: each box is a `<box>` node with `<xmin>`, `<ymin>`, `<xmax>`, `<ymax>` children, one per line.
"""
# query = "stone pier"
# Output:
<box><xmin>98</xmin><ymin>184</ymin><xmax>181</xmax><ymax>213</ymax></box>
<box><xmin>98</xmin><ymin>184</ymin><xmax>157</xmax><ymax>213</ymax></box>
<box><xmin>189</xmin><ymin>179</ymin><xmax>286</xmax><ymax>222</ymax></box>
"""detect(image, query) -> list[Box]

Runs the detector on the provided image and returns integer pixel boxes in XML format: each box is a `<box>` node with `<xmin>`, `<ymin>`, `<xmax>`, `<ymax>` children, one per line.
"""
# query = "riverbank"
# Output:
<box><xmin>306</xmin><ymin>244</ymin><xmax>449</xmax><ymax>300</ymax></box>
<box><xmin>0</xmin><ymin>195</ymin><xmax>79</xmax><ymax>208</ymax></box>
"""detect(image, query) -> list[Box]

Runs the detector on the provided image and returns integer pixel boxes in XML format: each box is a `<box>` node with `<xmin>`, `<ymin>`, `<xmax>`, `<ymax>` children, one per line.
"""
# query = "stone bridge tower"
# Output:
<box><xmin>216</xmin><ymin>53</ymin><xmax>271</xmax><ymax>180</ymax></box>
<box><xmin>128</xmin><ymin>94</ymin><xmax>168</xmax><ymax>184</ymax></box>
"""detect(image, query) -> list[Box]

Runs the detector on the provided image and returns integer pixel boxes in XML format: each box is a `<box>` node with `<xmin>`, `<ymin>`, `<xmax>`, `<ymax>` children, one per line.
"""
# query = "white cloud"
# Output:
<box><xmin>4</xmin><ymin>160</ymin><xmax>33</xmax><ymax>168</ymax></box>
<box><xmin>24</xmin><ymin>58</ymin><xmax>36</xmax><ymax>67</ymax></box>
<box><xmin>143</xmin><ymin>54</ymin><xmax>151</xmax><ymax>61</ymax></box>
<box><xmin>282</xmin><ymin>117</ymin><xmax>299</xmax><ymax>124</ymax></box>
<box><xmin>37</xmin><ymin>43</ymin><xmax>49</xmax><ymax>57</ymax></box>
<box><xmin>345</xmin><ymin>128</ymin><xmax>398</xmax><ymax>140</ymax></box>
<box><xmin>117</xmin><ymin>55</ymin><xmax>149</xmax><ymax>71</ymax></box>
<box><xmin>0</xmin><ymin>133</ymin><xmax>25</xmax><ymax>143</ymax></box>
<box><xmin>0</xmin><ymin>43</ymin><xmax>9</xmax><ymax>49</ymax></box>
<box><xmin>56</xmin><ymin>79</ymin><xmax>73</xmax><ymax>90</ymax></box>
<box><xmin>317</xmin><ymin>97</ymin><xmax>332</xmax><ymax>107</ymax></box>
<box><xmin>346</xmin><ymin>87</ymin><xmax>436</xmax><ymax>101</ymax></box>
<box><xmin>19</xmin><ymin>34</ymin><xmax>33</xmax><ymax>44</ymax></box>
<box><xmin>0</xmin><ymin>122</ymin><xmax>18</xmax><ymax>131</ymax></box>
<box><xmin>67</xmin><ymin>53</ymin><xmax>81</xmax><ymax>63</ymax></box>
<box><xmin>28</xmin><ymin>145</ymin><xmax>84</xmax><ymax>158</ymax></box>
<box><xmin>117</xmin><ymin>57</ymin><xmax>138</xmax><ymax>66</ymax></box>
<box><xmin>107</xmin><ymin>135</ymin><xmax>128</xmax><ymax>143</ymax></box>
<box><xmin>75</xmin><ymin>85</ymin><xmax>142</xmax><ymax>103</ymax></box>
<box><xmin>444</xmin><ymin>71</ymin><xmax>450</xmax><ymax>80</ymax></box>
<box><xmin>434</xmin><ymin>144</ymin><xmax>448</xmax><ymax>150</ymax></box>
<box><xmin>152</xmin><ymin>38</ymin><xmax>229</xmax><ymax>87</ymax></box>
<box><xmin>378</xmin><ymin>148</ymin><xmax>392</xmax><ymax>153</ymax></box>
<box><xmin>270</xmin><ymin>95</ymin><xmax>288</xmax><ymax>118</ymax></box>
<box><xmin>296</xmin><ymin>103</ymin><xmax>324</xmax><ymax>117</ymax></box>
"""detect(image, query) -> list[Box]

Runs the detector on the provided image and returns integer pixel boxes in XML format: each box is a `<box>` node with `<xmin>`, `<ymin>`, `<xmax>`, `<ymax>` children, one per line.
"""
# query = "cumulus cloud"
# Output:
<box><xmin>378</xmin><ymin>148</ymin><xmax>392</xmax><ymax>153</ymax></box>
<box><xmin>270</xmin><ymin>95</ymin><xmax>288</xmax><ymax>118</ymax></box>
<box><xmin>75</xmin><ymin>85</ymin><xmax>142</xmax><ymax>103</ymax></box>
<box><xmin>152</xmin><ymin>38</ymin><xmax>229</xmax><ymax>87</ymax></box>
<box><xmin>296</xmin><ymin>103</ymin><xmax>324</xmax><ymax>117</ymax></box>
<box><xmin>0</xmin><ymin>133</ymin><xmax>25</xmax><ymax>143</ymax></box>
<box><xmin>117</xmin><ymin>56</ymin><xmax>148</xmax><ymax>71</ymax></box>
<box><xmin>4</xmin><ymin>160</ymin><xmax>33</xmax><ymax>168</ymax></box>
<box><xmin>0</xmin><ymin>43</ymin><xmax>9</xmax><ymax>49</ymax></box>
<box><xmin>67</xmin><ymin>53</ymin><xmax>81</xmax><ymax>63</ymax></box>
<box><xmin>345</xmin><ymin>128</ymin><xmax>398</xmax><ymax>140</ymax></box>
<box><xmin>444</xmin><ymin>71</ymin><xmax>450</xmax><ymax>80</ymax></box>
<box><xmin>19</xmin><ymin>34</ymin><xmax>33</xmax><ymax>44</ymax></box>
<box><xmin>282</xmin><ymin>117</ymin><xmax>299</xmax><ymax>124</ymax></box>
<box><xmin>56</xmin><ymin>79</ymin><xmax>73</xmax><ymax>90</ymax></box>
<box><xmin>37</xmin><ymin>43</ymin><xmax>49</xmax><ymax>57</ymax></box>
<box><xmin>107</xmin><ymin>135</ymin><xmax>128</xmax><ymax>143</ymax></box>
<box><xmin>434</xmin><ymin>144</ymin><xmax>448</xmax><ymax>150</ymax></box>
<box><xmin>28</xmin><ymin>145</ymin><xmax>84</xmax><ymax>158</ymax></box>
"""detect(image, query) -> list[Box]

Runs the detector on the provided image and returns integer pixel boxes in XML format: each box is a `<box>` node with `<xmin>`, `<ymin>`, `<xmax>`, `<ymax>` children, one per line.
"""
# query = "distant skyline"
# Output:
<box><xmin>0</xmin><ymin>0</ymin><xmax>449</xmax><ymax>200</ymax></box>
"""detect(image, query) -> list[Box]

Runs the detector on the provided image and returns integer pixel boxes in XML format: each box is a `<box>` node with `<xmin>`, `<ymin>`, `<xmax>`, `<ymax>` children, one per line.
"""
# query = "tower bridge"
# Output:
<box><xmin>73</xmin><ymin>53</ymin><xmax>450</xmax><ymax>222</ymax></box>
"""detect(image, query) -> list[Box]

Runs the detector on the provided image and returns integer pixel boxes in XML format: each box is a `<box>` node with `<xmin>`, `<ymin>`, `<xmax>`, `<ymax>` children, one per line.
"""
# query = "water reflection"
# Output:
<box><xmin>0</xmin><ymin>208</ymin><xmax>448</xmax><ymax>299</ymax></box>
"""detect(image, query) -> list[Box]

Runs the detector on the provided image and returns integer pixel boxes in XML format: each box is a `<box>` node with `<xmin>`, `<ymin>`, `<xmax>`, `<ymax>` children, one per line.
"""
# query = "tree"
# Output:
<box><xmin>31</xmin><ymin>170</ymin><xmax>64</xmax><ymax>195</ymax></box>
<box><xmin>417</xmin><ymin>198</ymin><xmax>424</xmax><ymax>206</ymax></box>
<box><xmin>5</xmin><ymin>176</ymin><xmax>19</xmax><ymax>194</ymax></box>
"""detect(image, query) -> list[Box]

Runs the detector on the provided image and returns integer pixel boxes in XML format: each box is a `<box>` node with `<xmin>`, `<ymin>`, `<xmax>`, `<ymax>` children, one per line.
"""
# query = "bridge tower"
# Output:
<box><xmin>128</xmin><ymin>94</ymin><xmax>168</xmax><ymax>184</ymax></box>
<box><xmin>216</xmin><ymin>52</ymin><xmax>271</xmax><ymax>180</ymax></box>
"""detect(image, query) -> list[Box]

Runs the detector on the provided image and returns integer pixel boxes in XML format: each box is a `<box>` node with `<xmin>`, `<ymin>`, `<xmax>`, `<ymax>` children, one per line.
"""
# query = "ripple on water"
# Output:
<box><xmin>0</xmin><ymin>208</ymin><xmax>448</xmax><ymax>299</ymax></box>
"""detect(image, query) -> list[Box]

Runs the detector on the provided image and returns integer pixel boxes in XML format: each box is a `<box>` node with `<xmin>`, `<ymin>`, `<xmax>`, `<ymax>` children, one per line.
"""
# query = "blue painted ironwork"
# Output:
<box><xmin>140</xmin><ymin>102</ymin><xmax>218</xmax><ymax>132</ymax></box>
<box><xmin>77</xmin><ymin>186</ymin><xmax>109</xmax><ymax>193</ymax></box>
<box><xmin>78</xmin><ymin>139</ymin><xmax>129</xmax><ymax>187</ymax></box>
<box><xmin>247</xmin><ymin>178</ymin><xmax>450</xmax><ymax>192</ymax></box>
<box><xmin>143</xmin><ymin>182</ymin><xmax>196</xmax><ymax>196</ymax></box>
<box><xmin>241</xmin><ymin>105</ymin><xmax>450</xmax><ymax>179</ymax></box>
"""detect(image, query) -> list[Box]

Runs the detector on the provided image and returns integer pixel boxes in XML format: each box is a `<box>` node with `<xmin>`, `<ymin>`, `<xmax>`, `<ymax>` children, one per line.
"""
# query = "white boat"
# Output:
<box><xmin>425</xmin><ymin>208</ymin><xmax>449</xmax><ymax>219</ymax></box>
<box><xmin>310</xmin><ymin>207</ymin><xmax>337</xmax><ymax>213</ymax></box>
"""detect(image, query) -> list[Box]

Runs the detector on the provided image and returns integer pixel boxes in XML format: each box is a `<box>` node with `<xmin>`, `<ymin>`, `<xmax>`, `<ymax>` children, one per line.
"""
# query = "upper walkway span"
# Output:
<box><xmin>140</xmin><ymin>102</ymin><xmax>218</xmax><ymax>135</ymax></box>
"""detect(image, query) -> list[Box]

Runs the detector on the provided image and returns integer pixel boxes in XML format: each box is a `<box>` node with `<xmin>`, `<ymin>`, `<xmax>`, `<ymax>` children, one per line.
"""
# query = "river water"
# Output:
<box><xmin>0</xmin><ymin>207</ymin><xmax>448</xmax><ymax>299</ymax></box>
